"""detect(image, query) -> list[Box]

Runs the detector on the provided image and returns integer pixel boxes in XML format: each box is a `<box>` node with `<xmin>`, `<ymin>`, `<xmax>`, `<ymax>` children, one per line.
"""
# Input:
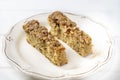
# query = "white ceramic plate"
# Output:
<box><xmin>3</xmin><ymin>12</ymin><xmax>112</xmax><ymax>80</ymax></box>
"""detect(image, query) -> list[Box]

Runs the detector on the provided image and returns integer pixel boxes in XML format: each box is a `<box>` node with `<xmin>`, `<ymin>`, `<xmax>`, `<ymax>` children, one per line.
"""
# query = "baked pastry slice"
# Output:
<box><xmin>23</xmin><ymin>20</ymin><xmax>68</xmax><ymax>66</ymax></box>
<box><xmin>48</xmin><ymin>11</ymin><xmax>92</xmax><ymax>56</ymax></box>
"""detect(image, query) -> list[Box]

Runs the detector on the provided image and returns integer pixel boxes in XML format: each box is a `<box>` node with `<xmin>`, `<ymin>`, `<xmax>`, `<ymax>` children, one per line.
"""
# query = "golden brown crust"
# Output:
<box><xmin>23</xmin><ymin>20</ymin><xmax>68</xmax><ymax>66</ymax></box>
<box><xmin>48</xmin><ymin>11</ymin><xmax>92</xmax><ymax>56</ymax></box>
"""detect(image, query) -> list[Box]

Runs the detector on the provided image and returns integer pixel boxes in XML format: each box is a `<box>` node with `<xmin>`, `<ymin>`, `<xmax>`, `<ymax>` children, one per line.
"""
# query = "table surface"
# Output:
<box><xmin>0</xmin><ymin>0</ymin><xmax>120</xmax><ymax>80</ymax></box>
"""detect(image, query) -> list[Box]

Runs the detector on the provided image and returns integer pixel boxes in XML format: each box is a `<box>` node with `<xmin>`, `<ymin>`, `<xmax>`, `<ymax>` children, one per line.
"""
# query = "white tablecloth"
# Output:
<box><xmin>0</xmin><ymin>0</ymin><xmax>120</xmax><ymax>80</ymax></box>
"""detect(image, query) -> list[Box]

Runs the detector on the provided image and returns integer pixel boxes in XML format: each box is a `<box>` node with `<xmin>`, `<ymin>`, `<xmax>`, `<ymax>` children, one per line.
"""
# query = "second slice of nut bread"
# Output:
<box><xmin>48</xmin><ymin>11</ymin><xmax>92</xmax><ymax>57</ymax></box>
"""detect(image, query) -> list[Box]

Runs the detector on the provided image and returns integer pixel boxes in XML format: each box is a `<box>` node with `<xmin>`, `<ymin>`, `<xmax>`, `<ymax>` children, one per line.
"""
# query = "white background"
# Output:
<box><xmin>0</xmin><ymin>0</ymin><xmax>120</xmax><ymax>80</ymax></box>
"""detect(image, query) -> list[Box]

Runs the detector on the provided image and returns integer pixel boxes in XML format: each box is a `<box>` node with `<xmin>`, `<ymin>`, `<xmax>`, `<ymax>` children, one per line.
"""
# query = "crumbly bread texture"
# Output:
<box><xmin>48</xmin><ymin>11</ymin><xmax>92</xmax><ymax>56</ymax></box>
<box><xmin>23</xmin><ymin>20</ymin><xmax>68</xmax><ymax>66</ymax></box>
